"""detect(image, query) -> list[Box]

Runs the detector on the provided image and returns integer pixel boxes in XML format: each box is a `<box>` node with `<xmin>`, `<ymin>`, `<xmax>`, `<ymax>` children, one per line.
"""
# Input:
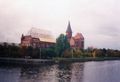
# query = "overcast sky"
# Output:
<box><xmin>0</xmin><ymin>0</ymin><xmax>120</xmax><ymax>49</ymax></box>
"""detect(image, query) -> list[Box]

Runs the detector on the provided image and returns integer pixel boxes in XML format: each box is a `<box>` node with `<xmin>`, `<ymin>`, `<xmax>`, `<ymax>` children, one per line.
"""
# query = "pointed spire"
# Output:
<box><xmin>66</xmin><ymin>21</ymin><xmax>72</xmax><ymax>33</ymax></box>
<box><xmin>21</xmin><ymin>34</ymin><xmax>24</xmax><ymax>40</ymax></box>
<box><xmin>22</xmin><ymin>34</ymin><xmax>24</xmax><ymax>37</ymax></box>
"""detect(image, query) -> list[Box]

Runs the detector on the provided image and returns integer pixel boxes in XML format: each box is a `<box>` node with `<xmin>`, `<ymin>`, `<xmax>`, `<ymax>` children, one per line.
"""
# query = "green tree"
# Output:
<box><xmin>26</xmin><ymin>46</ymin><xmax>33</xmax><ymax>58</ymax></box>
<box><xmin>32</xmin><ymin>47</ymin><xmax>40</xmax><ymax>58</ymax></box>
<box><xmin>55</xmin><ymin>34</ymin><xmax>70</xmax><ymax>57</ymax></box>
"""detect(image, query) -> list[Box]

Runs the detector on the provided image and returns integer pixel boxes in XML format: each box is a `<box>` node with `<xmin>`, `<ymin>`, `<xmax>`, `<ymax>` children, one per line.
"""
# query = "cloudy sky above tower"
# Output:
<box><xmin>0</xmin><ymin>0</ymin><xmax>120</xmax><ymax>49</ymax></box>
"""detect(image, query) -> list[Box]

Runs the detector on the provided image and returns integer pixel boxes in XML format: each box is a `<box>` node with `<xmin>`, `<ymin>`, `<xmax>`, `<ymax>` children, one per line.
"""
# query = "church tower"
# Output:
<box><xmin>66</xmin><ymin>21</ymin><xmax>72</xmax><ymax>40</ymax></box>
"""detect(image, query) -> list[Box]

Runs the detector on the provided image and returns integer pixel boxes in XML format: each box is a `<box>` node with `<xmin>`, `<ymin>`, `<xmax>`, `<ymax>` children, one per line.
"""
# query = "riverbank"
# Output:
<box><xmin>0</xmin><ymin>58</ymin><xmax>54</xmax><ymax>66</ymax></box>
<box><xmin>0</xmin><ymin>57</ymin><xmax>120</xmax><ymax>66</ymax></box>
<box><xmin>53</xmin><ymin>57</ymin><xmax>120</xmax><ymax>63</ymax></box>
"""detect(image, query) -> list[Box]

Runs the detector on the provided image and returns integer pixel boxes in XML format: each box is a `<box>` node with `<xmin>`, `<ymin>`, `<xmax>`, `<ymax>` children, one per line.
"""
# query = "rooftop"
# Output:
<box><xmin>27</xmin><ymin>27</ymin><xmax>56</xmax><ymax>43</ymax></box>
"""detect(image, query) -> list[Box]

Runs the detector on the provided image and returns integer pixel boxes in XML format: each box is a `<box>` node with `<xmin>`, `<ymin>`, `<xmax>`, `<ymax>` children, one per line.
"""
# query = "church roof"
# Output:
<box><xmin>66</xmin><ymin>21</ymin><xmax>72</xmax><ymax>33</ymax></box>
<box><xmin>27</xmin><ymin>27</ymin><xmax>56</xmax><ymax>43</ymax></box>
<box><xmin>22</xmin><ymin>35</ymin><xmax>32</xmax><ymax>41</ymax></box>
<box><xmin>74</xmin><ymin>33</ymin><xmax>84</xmax><ymax>40</ymax></box>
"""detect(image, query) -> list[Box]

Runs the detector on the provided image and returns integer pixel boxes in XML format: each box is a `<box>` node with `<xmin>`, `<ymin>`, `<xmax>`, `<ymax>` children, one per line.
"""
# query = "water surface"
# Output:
<box><xmin>0</xmin><ymin>60</ymin><xmax>120</xmax><ymax>82</ymax></box>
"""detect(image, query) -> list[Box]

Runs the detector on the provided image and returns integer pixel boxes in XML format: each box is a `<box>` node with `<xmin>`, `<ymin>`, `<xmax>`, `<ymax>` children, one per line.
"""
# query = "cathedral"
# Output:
<box><xmin>66</xmin><ymin>21</ymin><xmax>84</xmax><ymax>49</ymax></box>
<box><xmin>20</xmin><ymin>22</ymin><xmax>84</xmax><ymax>49</ymax></box>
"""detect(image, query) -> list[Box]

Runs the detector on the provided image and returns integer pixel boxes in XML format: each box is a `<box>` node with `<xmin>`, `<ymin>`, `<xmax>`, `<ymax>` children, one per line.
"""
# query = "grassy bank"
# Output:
<box><xmin>0</xmin><ymin>57</ymin><xmax>120</xmax><ymax>66</ymax></box>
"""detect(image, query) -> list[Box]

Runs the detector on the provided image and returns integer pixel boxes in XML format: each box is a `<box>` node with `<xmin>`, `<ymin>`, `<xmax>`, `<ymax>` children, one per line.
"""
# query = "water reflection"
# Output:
<box><xmin>1</xmin><ymin>61</ymin><xmax>120</xmax><ymax>82</ymax></box>
<box><xmin>57</xmin><ymin>63</ymin><xmax>72</xmax><ymax>82</ymax></box>
<box><xmin>71</xmin><ymin>63</ymin><xmax>84</xmax><ymax>82</ymax></box>
<box><xmin>19</xmin><ymin>62</ymin><xmax>84</xmax><ymax>82</ymax></box>
<box><xmin>19</xmin><ymin>64</ymin><xmax>58</xmax><ymax>82</ymax></box>
<box><xmin>57</xmin><ymin>62</ymin><xmax>84</xmax><ymax>82</ymax></box>
<box><xmin>20</xmin><ymin>66</ymin><xmax>40</xmax><ymax>82</ymax></box>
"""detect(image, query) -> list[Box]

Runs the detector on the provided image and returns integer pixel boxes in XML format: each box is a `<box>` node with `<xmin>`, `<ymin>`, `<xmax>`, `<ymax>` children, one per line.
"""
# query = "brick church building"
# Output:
<box><xmin>20</xmin><ymin>28</ymin><xmax>55</xmax><ymax>48</ymax></box>
<box><xmin>66</xmin><ymin>21</ymin><xmax>84</xmax><ymax>49</ymax></box>
<box><xmin>20</xmin><ymin>22</ymin><xmax>84</xmax><ymax>49</ymax></box>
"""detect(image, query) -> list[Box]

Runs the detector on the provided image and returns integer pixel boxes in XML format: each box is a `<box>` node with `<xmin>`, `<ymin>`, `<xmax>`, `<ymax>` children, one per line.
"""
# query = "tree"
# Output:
<box><xmin>26</xmin><ymin>46</ymin><xmax>33</xmax><ymax>58</ymax></box>
<box><xmin>55</xmin><ymin>34</ymin><xmax>70</xmax><ymax>57</ymax></box>
<box><xmin>62</xmin><ymin>48</ymin><xmax>72</xmax><ymax>58</ymax></box>
<box><xmin>46</xmin><ymin>47</ymin><xmax>56</xmax><ymax>58</ymax></box>
<box><xmin>92</xmin><ymin>49</ymin><xmax>96</xmax><ymax>58</ymax></box>
<box><xmin>73</xmin><ymin>48</ymin><xmax>82</xmax><ymax>57</ymax></box>
<box><xmin>32</xmin><ymin>47</ymin><xmax>40</xmax><ymax>58</ymax></box>
<box><xmin>40</xmin><ymin>46</ymin><xmax>56</xmax><ymax>59</ymax></box>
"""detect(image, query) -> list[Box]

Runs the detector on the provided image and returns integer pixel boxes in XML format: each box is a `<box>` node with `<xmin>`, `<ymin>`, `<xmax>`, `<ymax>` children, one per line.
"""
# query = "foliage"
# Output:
<box><xmin>0</xmin><ymin>43</ymin><xmax>21</xmax><ymax>58</ymax></box>
<box><xmin>85</xmin><ymin>48</ymin><xmax>120</xmax><ymax>58</ymax></box>
<box><xmin>55</xmin><ymin>34</ymin><xmax>70</xmax><ymax>57</ymax></box>
<box><xmin>73</xmin><ymin>48</ymin><xmax>83</xmax><ymax>57</ymax></box>
<box><xmin>41</xmin><ymin>46</ymin><xmax>56</xmax><ymax>59</ymax></box>
<box><xmin>0</xmin><ymin>41</ymin><xmax>120</xmax><ymax>59</ymax></box>
<box><xmin>62</xmin><ymin>49</ymin><xmax>72</xmax><ymax>58</ymax></box>
<box><xmin>62</xmin><ymin>48</ymin><xmax>83</xmax><ymax>58</ymax></box>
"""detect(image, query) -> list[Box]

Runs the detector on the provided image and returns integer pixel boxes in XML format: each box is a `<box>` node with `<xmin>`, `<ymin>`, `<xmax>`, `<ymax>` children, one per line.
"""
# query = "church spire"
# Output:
<box><xmin>66</xmin><ymin>21</ymin><xmax>72</xmax><ymax>33</ymax></box>
<box><xmin>66</xmin><ymin>21</ymin><xmax>72</xmax><ymax>39</ymax></box>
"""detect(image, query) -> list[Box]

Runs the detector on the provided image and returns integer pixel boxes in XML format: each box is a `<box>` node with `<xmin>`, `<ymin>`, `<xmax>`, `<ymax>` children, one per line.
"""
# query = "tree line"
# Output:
<box><xmin>0</xmin><ymin>34</ymin><xmax>120</xmax><ymax>59</ymax></box>
<box><xmin>0</xmin><ymin>42</ymin><xmax>56</xmax><ymax>59</ymax></box>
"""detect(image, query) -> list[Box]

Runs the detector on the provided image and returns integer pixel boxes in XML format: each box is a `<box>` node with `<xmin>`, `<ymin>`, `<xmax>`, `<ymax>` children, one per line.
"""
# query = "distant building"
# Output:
<box><xmin>66</xmin><ymin>21</ymin><xmax>84</xmax><ymax>49</ymax></box>
<box><xmin>21</xmin><ymin>28</ymin><xmax>55</xmax><ymax>48</ymax></box>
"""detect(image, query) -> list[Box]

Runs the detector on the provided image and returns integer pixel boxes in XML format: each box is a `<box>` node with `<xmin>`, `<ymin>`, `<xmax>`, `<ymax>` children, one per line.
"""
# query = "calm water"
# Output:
<box><xmin>0</xmin><ymin>60</ymin><xmax>120</xmax><ymax>82</ymax></box>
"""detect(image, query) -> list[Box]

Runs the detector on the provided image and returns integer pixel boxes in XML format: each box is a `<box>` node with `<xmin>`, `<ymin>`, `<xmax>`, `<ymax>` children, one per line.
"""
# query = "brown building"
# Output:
<box><xmin>21</xmin><ymin>28</ymin><xmax>55</xmax><ymax>48</ymax></box>
<box><xmin>66</xmin><ymin>21</ymin><xmax>84</xmax><ymax>49</ymax></box>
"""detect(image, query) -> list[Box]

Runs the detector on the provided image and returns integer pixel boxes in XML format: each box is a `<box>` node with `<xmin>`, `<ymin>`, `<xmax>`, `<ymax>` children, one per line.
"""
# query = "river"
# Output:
<box><xmin>0</xmin><ymin>60</ymin><xmax>120</xmax><ymax>82</ymax></box>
